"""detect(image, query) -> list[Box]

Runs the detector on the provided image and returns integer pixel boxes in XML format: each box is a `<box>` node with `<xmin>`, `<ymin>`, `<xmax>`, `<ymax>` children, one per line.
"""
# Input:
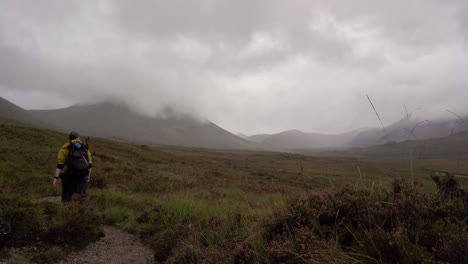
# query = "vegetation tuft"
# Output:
<box><xmin>0</xmin><ymin>193</ymin><xmax>101</xmax><ymax>262</ymax></box>
<box><xmin>45</xmin><ymin>201</ymin><xmax>102</xmax><ymax>249</ymax></box>
<box><xmin>0</xmin><ymin>193</ymin><xmax>44</xmax><ymax>248</ymax></box>
<box><xmin>264</xmin><ymin>177</ymin><xmax>467</xmax><ymax>263</ymax></box>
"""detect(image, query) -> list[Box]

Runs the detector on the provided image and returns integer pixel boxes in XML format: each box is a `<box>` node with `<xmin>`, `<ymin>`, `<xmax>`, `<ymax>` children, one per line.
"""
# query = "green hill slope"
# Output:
<box><xmin>257</xmin><ymin>129</ymin><xmax>361</xmax><ymax>150</ymax></box>
<box><xmin>244</xmin><ymin>117</ymin><xmax>468</xmax><ymax>150</ymax></box>
<box><xmin>1</xmin><ymin>122</ymin><xmax>466</xmax><ymax>263</ymax></box>
<box><xmin>316</xmin><ymin>131</ymin><xmax>468</xmax><ymax>160</ymax></box>
<box><xmin>28</xmin><ymin>102</ymin><xmax>261</xmax><ymax>150</ymax></box>
<box><xmin>0</xmin><ymin>97</ymin><xmax>54</xmax><ymax>128</ymax></box>
<box><xmin>349</xmin><ymin>117</ymin><xmax>468</xmax><ymax>147</ymax></box>
<box><xmin>364</xmin><ymin>130</ymin><xmax>468</xmax><ymax>159</ymax></box>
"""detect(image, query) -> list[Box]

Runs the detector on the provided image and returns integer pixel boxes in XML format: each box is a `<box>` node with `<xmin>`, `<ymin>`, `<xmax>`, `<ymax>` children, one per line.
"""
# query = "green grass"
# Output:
<box><xmin>1</xmin><ymin>121</ymin><xmax>467</xmax><ymax>263</ymax></box>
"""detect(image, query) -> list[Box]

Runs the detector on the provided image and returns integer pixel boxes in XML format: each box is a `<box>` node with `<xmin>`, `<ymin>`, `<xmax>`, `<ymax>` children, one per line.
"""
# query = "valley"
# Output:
<box><xmin>1</xmin><ymin>119</ymin><xmax>467</xmax><ymax>263</ymax></box>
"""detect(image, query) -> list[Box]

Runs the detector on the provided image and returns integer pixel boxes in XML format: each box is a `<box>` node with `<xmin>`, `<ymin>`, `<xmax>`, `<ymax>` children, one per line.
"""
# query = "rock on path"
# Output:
<box><xmin>59</xmin><ymin>226</ymin><xmax>154</xmax><ymax>264</ymax></box>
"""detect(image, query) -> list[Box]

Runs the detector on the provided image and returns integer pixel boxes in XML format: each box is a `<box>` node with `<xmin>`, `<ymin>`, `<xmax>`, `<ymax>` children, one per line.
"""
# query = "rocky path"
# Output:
<box><xmin>58</xmin><ymin>226</ymin><xmax>154</xmax><ymax>264</ymax></box>
<box><xmin>37</xmin><ymin>196</ymin><xmax>155</xmax><ymax>264</ymax></box>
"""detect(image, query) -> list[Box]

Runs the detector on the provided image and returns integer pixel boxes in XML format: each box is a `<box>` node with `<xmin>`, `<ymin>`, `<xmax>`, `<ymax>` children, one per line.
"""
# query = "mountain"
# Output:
<box><xmin>0</xmin><ymin>97</ymin><xmax>54</xmax><ymax>128</ymax></box>
<box><xmin>242</xmin><ymin>116</ymin><xmax>468</xmax><ymax>151</ymax></box>
<box><xmin>349</xmin><ymin>117</ymin><xmax>468</xmax><ymax>147</ymax></box>
<box><xmin>316</xmin><ymin>130</ymin><xmax>468</xmax><ymax>160</ymax></box>
<box><xmin>244</xmin><ymin>134</ymin><xmax>272</xmax><ymax>143</ymax></box>
<box><xmin>236</xmin><ymin>133</ymin><xmax>248</xmax><ymax>139</ymax></box>
<box><xmin>366</xmin><ymin>130</ymin><xmax>468</xmax><ymax>159</ymax></box>
<box><xmin>27</xmin><ymin>101</ymin><xmax>261</xmax><ymax>150</ymax></box>
<box><xmin>244</xmin><ymin>129</ymin><xmax>366</xmax><ymax>150</ymax></box>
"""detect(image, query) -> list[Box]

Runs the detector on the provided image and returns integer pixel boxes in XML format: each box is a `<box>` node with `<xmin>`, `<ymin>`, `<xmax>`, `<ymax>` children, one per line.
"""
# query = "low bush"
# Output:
<box><xmin>45</xmin><ymin>202</ymin><xmax>102</xmax><ymax>249</ymax></box>
<box><xmin>0</xmin><ymin>195</ymin><xmax>101</xmax><ymax>263</ymax></box>
<box><xmin>0</xmin><ymin>193</ymin><xmax>44</xmax><ymax>248</ymax></box>
<box><xmin>264</xmin><ymin>177</ymin><xmax>468</xmax><ymax>263</ymax></box>
<box><xmin>431</xmin><ymin>171</ymin><xmax>466</xmax><ymax>199</ymax></box>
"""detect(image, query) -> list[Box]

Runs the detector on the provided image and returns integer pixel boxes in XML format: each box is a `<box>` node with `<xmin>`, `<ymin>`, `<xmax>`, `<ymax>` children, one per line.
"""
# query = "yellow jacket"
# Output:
<box><xmin>57</xmin><ymin>139</ymin><xmax>93</xmax><ymax>171</ymax></box>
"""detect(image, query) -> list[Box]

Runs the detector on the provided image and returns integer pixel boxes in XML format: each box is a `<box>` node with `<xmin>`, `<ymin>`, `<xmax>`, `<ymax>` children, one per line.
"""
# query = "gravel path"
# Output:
<box><xmin>36</xmin><ymin>196</ymin><xmax>155</xmax><ymax>264</ymax></box>
<box><xmin>37</xmin><ymin>195</ymin><xmax>62</xmax><ymax>203</ymax></box>
<box><xmin>58</xmin><ymin>226</ymin><xmax>154</xmax><ymax>264</ymax></box>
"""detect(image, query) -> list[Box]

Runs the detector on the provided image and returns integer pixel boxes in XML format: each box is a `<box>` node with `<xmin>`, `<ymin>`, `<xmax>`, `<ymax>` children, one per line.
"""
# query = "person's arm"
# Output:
<box><xmin>53</xmin><ymin>146</ymin><xmax>68</xmax><ymax>188</ymax></box>
<box><xmin>86</xmin><ymin>168</ymin><xmax>92</xmax><ymax>182</ymax></box>
<box><xmin>53</xmin><ymin>169</ymin><xmax>61</xmax><ymax>187</ymax></box>
<box><xmin>86</xmin><ymin>149</ymin><xmax>93</xmax><ymax>182</ymax></box>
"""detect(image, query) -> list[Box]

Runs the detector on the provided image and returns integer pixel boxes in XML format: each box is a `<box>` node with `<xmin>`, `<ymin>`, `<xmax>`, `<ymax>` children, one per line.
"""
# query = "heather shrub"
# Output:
<box><xmin>88</xmin><ymin>173</ymin><xmax>107</xmax><ymax>189</ymax></box>
<box><xmin>0</xmin><ymin>194</ymin><xmax>101</xmax><ymax>263</ymax></box>
<box><xmin>45</xmin><ymin>202</ymin><xmax>101</xmax><ymax>248</ymax></box>
<box><xmin>137</xmin><ymin>204</ymin><xmax>193</xmax><ymax>262</ymax></box>
<box><xmin>0</xmin><ymin>193</ymin><xmax>44</xmax><ymax>247</ymax></box>
<box><xmin>264</xmin><ymin>178</ymin><xmax>468</xmax><ymax>263</ymax></box>
<box><xmin>142</xmin><ymin>221</ymin><xmax>191</xmax><ymax>262</ymax></box>
<box><xmin>431</xmin><ymin>171</ymin><xmax>466</xmax><ymax>199</ymax></box>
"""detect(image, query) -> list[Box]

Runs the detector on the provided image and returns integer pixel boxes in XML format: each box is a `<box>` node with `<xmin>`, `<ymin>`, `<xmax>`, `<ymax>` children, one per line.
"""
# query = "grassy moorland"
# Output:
<box><xmin>0</xmin><ymin>122</ymin><xmax>467</xmax><ymax>263</ymax></box>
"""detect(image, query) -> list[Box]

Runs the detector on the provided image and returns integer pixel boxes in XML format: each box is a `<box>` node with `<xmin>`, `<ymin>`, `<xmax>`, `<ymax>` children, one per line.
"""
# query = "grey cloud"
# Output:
<box><xmin>113</xmin><ymin>0</ymin><xmax>361</xmax><ymax>67</ymax></box>
<box><xmin>0</xmin><ymin>0</ymin><xmax>468</xmax><ymax>135</ymax></box>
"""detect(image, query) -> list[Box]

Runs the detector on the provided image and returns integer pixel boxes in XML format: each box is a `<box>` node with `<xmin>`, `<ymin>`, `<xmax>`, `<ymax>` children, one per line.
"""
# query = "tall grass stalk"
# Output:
<box><xmin>366</xmin><ymin>94</ymin><xmax>386</xmax><ymax>132</ymax></box>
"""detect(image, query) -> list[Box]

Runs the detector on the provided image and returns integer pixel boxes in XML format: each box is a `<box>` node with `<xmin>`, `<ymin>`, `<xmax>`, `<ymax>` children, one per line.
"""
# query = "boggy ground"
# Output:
<box><xmin>1</xmin><ymin>123</ymin><xmax>467</xmax><ymax>263</ymax></box>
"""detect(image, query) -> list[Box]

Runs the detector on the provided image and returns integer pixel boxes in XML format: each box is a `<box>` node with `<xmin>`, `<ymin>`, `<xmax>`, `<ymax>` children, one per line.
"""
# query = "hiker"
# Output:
<box><xmin>53</xmin><ymin>131</ymin><xmax>93</xmax><ymax>203</ymax></box>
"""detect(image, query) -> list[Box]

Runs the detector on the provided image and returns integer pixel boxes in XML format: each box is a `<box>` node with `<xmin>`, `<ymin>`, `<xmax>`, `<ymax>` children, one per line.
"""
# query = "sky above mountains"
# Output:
<box><xmin>1</xmin><ymin>0</ymin><xmax>468</xmax><ymax>135</ymax></box>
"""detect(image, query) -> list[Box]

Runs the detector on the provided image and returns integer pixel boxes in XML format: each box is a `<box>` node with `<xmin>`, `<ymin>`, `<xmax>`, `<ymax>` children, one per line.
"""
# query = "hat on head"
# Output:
<box><xmin>69</xmin><ymin>131</ymin><xmax>80</xmax><ymax>140</ymax></box>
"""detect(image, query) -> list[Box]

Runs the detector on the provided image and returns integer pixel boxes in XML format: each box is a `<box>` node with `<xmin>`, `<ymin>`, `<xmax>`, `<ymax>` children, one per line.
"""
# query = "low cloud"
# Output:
<box><xmin>1</xmin><ymin>0</ymin><xmax>467</xmax><ymax>134</ymax></box>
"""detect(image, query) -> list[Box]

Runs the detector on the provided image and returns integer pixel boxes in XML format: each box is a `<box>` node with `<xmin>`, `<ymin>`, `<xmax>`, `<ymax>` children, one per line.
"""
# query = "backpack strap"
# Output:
<box><xmin>81</xmin><ymin>153</ymin><xmax>90</xmax><ymax>168</ymax></box>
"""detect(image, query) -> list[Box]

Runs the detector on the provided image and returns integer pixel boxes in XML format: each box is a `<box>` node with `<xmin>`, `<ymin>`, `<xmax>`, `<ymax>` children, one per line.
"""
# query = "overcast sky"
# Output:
<box><xmin>1</xmin><ymin>0</ymin><xmax>468</xmax><ymax>135</ymax></box>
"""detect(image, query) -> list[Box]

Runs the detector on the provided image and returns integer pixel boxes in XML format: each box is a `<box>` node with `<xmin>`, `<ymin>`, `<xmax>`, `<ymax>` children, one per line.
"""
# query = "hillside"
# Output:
<box><xmin>260</xmin><ymin>129</ymin><xmax>360</xmax><ymax>150</ymax></box>
<box><xmin>365</xmin><ymin>130</ymin><xmax>468</xmax><ymax>159</ymax></box>
<box><xmin>314</xmin><ymin>130</ymin><xmax>468</xmax><ymax>160</ymax></box>
<box><xmin>1</xmin><ymin>121</ymin><xmax>467</xmax><ymax>263</ymax></box>
<box><xmin>349</xmin><ymin>117</ymin><xmax>468</xmax><ymax>147</ymax></box>
<box><xmin>0</xmin><ymin>97</ymin><xmax>54</xmax><ymax>128</ymax></box>
<box><xmin>244</xmin><ymin>133</ymin><xmax>272</xmax><ymax>143</ymax></box>
<box><xmin>244</xmin><ymin>129</ymin><xmax>365</xmax><ymax>150</ymax></box>
<box><xmin>0</xmin><ymin>98</ymin><xmax>262</xmax><ymax>150</ymax></box>
<box><xmin>243</xmin><ymin>116</ymin><xmax>468</xmax><ymax>151</ymax></box>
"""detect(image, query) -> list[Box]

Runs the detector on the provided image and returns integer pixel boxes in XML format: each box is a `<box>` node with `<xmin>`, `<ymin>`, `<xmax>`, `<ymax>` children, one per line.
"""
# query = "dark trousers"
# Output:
<box><xmin>61</xmin><ymin>170</ymin><xmax>88</xmax><ymax>203</ymax></box>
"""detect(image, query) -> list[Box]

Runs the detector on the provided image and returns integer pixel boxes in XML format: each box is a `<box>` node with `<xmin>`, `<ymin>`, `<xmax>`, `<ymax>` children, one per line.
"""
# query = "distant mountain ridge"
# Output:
<box><xmin>243</xmin><ymin>116</ymin><xmax>468</xmax><ymax>151</ymax></box>
<box><xmin>315</xmin><ymin>130</ymin><xmax>468</xmax><ymax>160</ymax></box>
<box><xmin>0</xmin><ymin>97</ymin><xmax>55</xmax><ymax>128</ymax></box>
<box><xmin>349</xmin><ymin>117</ymin><xmax>468</xmax><ymax>147</ymax></box>
<box><xmin>0</xmin><ymin>97</ymin><xmax>262</xmax><ymax>150</ymax></box>
<box><xmin>243</xmin><ymin>128</ymin><xmax>366</xmax><ymax>150</ymax></box>
<box><xmin>3</xmin><ymin>96</ymin><xmax>467</xmax><ymax>152</ymax></box>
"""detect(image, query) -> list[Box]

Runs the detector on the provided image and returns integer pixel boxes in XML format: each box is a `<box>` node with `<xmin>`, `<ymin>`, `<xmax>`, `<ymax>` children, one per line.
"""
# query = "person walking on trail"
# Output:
<box><xmin>53</xmin><ymin>131</ymin><xmax>93</xmax><ymax>203</ymax></box>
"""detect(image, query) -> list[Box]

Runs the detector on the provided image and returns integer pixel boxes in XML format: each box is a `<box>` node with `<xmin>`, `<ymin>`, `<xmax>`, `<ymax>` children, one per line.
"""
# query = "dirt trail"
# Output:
<box><xmin>58</xmin><ymin>226</ymin><xmax>154</xmax><ymax>264</ymax></box>
<box><xmin>38</xmin><ymin>196</ymin><xmax>155</xmax><ymax>264</ymax></box>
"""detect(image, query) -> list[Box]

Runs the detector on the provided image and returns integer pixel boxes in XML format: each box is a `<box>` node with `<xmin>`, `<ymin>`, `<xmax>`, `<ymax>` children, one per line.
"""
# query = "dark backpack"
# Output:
<box><xmin>65</xmin><ymin>141</ymin><xmax>90</xmax><ymax>175</ymax></box>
